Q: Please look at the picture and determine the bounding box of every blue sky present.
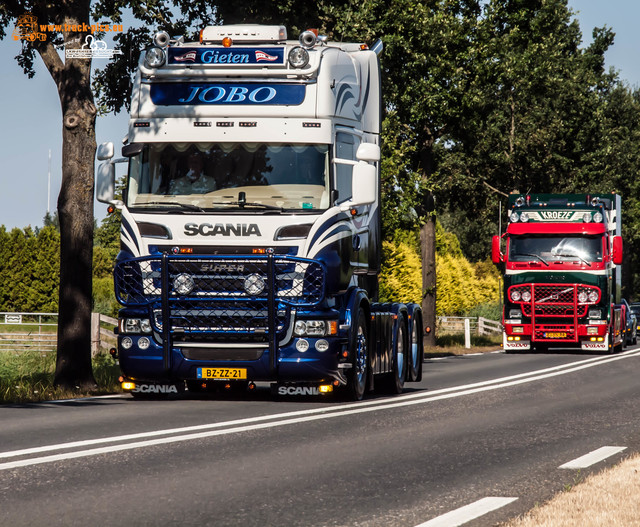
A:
[0,1,637,230]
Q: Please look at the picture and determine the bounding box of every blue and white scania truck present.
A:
[96,25,423,400]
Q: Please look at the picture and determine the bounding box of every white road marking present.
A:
[559,446,627,469]
[415,497,518,527]
[2,349,639,470]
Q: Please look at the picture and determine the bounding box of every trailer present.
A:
[96,25,424,399]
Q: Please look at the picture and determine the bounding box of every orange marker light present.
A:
[222,36,233,47]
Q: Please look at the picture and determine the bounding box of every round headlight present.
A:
[121,337,133,350]
[578,291,588,303]
[315,339,329,352]
[144,46,166,68]
[519,212,529,222]
[583,213,592,223]
[593,212,603,223]
[510,290,522,302]
[509,212,520,223]
[140,319,153,334]
[138,337,150,350]
[244,273,266,295]
[588,290,599,302]
[294,320,307,336]
[288,46,309,68]
[521,291,532,302]
[173,273,195,295]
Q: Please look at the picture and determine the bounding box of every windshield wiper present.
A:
[553,252,592,267]
[514,253,550,267]
[209,201,284,211]
[139,201,205,212]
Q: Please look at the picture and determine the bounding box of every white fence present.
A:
[0,312,117,355]
[438,316,502,335]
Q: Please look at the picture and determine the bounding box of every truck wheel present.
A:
[346,308,369,401]
[381,312,408,394]
[407,310,423,382]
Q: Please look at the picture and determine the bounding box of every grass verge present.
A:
[425,332,502,357]
[0,350,121,404]
[501,453,640,526]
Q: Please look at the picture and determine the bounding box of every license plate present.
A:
[544,332,567,339]
[197,368,247,380]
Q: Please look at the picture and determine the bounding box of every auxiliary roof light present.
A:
[144,46,166,68]
[288,46,309,68]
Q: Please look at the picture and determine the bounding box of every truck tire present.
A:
[407,309,423,382]
[381,312,408,394]
[345,307,369,401]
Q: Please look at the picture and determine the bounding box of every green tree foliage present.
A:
[380,225,500,315]
[436,254,499,316]
[0,226,60,312]
[92,199,122,316]
[379,238,422,304]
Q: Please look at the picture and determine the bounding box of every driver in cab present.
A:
[169,153,217,194]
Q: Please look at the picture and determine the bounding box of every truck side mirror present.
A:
[492,235,503,264]
[612,235,623,265]
[356,143,380,163]
[96,161,116,204]
[97,141,114,161]
[349,161,376,206]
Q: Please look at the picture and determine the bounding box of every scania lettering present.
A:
[278,386,322,396]
[493,193,624,353]
[131,384,179,394]
[184,223,261,236]
[96,25,424,400]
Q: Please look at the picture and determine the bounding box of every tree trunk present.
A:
[54,96,97,389]
[32,12,98,389]
[420,214,436,347]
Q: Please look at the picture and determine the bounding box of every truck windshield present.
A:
[126,143,330,211]
[509,235,603,264]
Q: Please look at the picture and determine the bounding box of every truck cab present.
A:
[96,25,423,399]
[493,194,623,353]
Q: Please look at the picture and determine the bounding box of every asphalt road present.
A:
[2,347,640,526]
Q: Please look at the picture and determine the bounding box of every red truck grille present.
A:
[509,283,600,342]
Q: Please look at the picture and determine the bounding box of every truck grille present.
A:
[115,255,324,341]
[508,283,601,343]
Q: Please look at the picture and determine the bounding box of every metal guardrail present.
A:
[438,316,502,335]
[0,312,118,355]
